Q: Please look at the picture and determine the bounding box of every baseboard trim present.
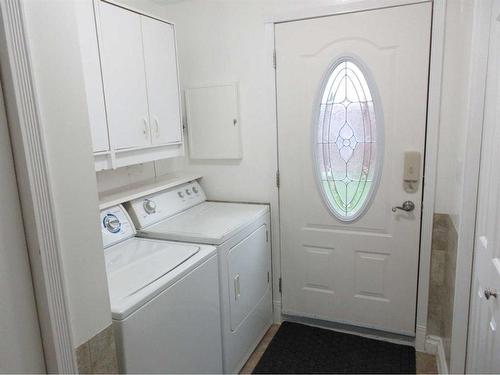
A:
[425,335,448,374]
[273,300,282,323]
[415,324,427,351]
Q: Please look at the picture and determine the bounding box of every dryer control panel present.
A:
[126,181,206,229]
[100,205,136,248]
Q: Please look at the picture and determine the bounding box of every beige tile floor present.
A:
[240,324,438,374]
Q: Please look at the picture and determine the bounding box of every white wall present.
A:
[22,0,112,347]
[0,82,45,372]
[434,0,474,229]
[146,0,345,203]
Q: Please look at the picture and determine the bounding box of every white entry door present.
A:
[467,2,500,372]
[276,3,431,335]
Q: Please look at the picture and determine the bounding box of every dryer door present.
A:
[228,225,270,331]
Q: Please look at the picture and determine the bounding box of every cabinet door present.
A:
[98,2,150,149]
[75,0,109,153]
[141,16,182,145]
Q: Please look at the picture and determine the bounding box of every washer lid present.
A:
[140,202,269,245]
[105,237,203,319]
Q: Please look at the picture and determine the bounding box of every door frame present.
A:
[265,0,446,352]
[457,1,495,373]
[0,0,77,372]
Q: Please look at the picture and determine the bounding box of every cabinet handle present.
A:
[142,118,149,139]
[234,274,240,300]
[154,116,160,138]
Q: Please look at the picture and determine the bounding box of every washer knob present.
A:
[103,214,121,233]
[185,189,192,195]
[178,191,184,198]
[143,199,156,214]
[192,186,199,194]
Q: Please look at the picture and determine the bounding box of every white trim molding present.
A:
[451,1,492,372]
[0,0,77,372]
[426,335,449,374]
[415,0,447,352]
[415,324,427,352]
[264,0,431,24]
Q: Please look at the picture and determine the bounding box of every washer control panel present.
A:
[100,205,135,248]
[126,180,206,229]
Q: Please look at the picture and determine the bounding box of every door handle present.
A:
[154,116,160,138]
[234,274,240,300]
[142,117,149,139]
[392,200,415,212]
[485,288,498,300]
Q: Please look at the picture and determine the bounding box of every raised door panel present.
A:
[141,16,182,145]
[98,1,150,150]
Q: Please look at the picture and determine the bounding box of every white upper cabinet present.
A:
[98,2,151,150]
[141,16,182,145]
[78,1,184,170]
[75,0,109,153]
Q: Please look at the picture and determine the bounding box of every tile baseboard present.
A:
[76,325,118,374]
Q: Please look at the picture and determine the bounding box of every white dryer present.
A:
[126,180,273,373]
[100,204,223,373]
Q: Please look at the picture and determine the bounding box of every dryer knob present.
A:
[143,199,156,214]
[192,186,199,194]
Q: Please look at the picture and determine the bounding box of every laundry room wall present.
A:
[434,0,474,231]
[430,0,475,371]
[21,0,113,351]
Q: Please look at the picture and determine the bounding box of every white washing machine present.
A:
[100,204,223,373]
[126,180,273,373]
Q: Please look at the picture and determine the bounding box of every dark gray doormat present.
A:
[252,321,416,374]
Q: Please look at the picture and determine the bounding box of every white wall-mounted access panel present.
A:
[185,83,242,160]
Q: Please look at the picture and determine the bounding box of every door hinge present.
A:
[267,271,270,284]
[273,49,276,69]
[266,229,269,243]
[278,277,282,293]
[276,170,280,188]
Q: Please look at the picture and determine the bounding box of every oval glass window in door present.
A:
[314,58,383,222]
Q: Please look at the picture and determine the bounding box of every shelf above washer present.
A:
[99,171,203,209]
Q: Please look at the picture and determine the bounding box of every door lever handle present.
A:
[392,200,415,212]
[234,274,240,300]
[485,288,498,300]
